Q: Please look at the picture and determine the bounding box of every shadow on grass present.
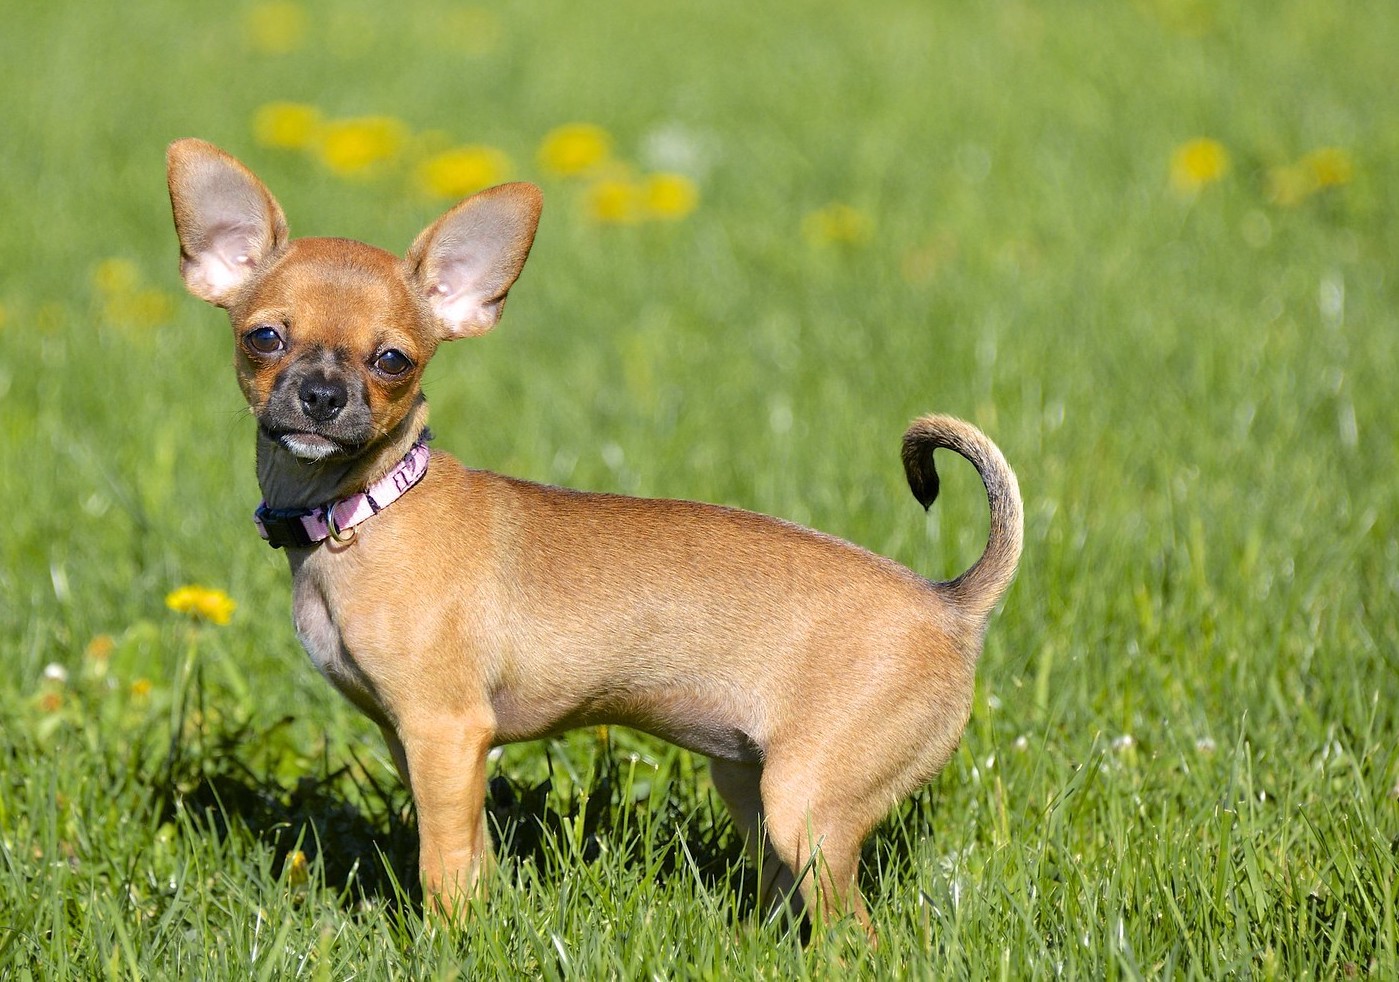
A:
[152,715,749,917]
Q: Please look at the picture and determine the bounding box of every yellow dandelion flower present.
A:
[802,203,873,246]
[131,678,153,699]
[539,123,612,178]
[85,634,115,661]
[1301,147,1353,189]
[85,634,113,679]
[416,146,512,199]
[108,289,175,329]
[94,259,174,329]
[253,102,323,150]
[247,1,308,55]
[285,849,310,889]
[642,173,698,221]
[1169,137,1230,194]
[1266,148,1353,207]
[584,177,643,224]
[165,585,237,626]
[315,116,408,177]
[92,258,140,296]
[136,290,174,326]
[39,691,63,714]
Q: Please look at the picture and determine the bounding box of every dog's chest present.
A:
[288,559,385,722]
[292,574,341,678]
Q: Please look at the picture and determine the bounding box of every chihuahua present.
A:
[166,138,1022,931]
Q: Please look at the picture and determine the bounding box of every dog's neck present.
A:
[256,400,430,511]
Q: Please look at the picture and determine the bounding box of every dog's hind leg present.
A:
[757,757,875,937]
[709,758,799,920]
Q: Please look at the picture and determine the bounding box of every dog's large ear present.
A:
[166,139,289,307]
[406,183,542,340]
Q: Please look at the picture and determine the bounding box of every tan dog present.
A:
[166,138,1022,932]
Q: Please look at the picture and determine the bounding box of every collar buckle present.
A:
[255,505,317,550]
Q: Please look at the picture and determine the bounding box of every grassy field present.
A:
[2,0,1397,976]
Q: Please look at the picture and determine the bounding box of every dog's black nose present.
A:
[298,373,348,422]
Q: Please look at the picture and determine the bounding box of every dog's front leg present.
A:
[395,710,496,921]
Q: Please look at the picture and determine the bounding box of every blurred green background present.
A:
[1,0,1396,974]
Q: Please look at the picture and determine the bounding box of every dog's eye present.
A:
[374,349,413,376]
[245,326,285,354]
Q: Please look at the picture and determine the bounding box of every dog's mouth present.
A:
[260,424,361,462]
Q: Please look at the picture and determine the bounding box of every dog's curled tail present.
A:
[902,415,1023,624]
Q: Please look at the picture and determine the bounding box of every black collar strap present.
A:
[254,438,431,549]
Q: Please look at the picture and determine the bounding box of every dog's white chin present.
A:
[280,433,342,461]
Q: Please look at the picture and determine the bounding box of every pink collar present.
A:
[254,441,431,549]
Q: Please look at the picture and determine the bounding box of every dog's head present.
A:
[166,138,541,462]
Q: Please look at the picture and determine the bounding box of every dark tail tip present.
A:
[900,413,1024,624]
[902,430,941,510]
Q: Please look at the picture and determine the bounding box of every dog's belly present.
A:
[491,684,765,763]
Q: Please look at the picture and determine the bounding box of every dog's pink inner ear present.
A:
[168,142,287,307]
[182,218,274,304]
[409,183,542,340]
[423,248,510,338]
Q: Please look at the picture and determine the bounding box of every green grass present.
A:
[2,0,1397,976]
